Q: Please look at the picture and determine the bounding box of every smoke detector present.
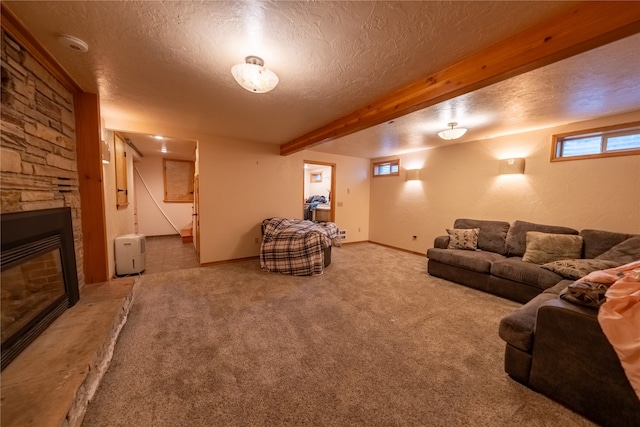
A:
[57,34,89,53]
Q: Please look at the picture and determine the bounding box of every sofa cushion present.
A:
[498,292,558,352]
[505,220,579,257]
[522,231,583,264]
[595,236,640,264]
[541,258,621,280]
[491,258,563,289]
[433,235,449,249]
[446,228,479,250]
[453,218,510,255]
[426,248,505,273]
[580,229,631,259]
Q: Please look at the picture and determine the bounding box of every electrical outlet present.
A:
[254,237,259,244]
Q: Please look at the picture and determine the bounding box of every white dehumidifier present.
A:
[115,234,146,275]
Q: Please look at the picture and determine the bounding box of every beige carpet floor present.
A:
[82,243,594,427]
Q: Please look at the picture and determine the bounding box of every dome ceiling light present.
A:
[437,122,468,140]
[231,56,279,94]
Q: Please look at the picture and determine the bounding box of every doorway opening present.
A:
[303,161,336,223]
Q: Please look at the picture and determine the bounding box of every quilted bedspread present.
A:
[260,217,340,276]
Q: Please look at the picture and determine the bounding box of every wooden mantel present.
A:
[280,1,640,156]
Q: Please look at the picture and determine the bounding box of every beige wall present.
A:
[369,111,640,254]
[301,151,371,245]
[102,129,136,278]
[108,111,637,265]
[304,164,332,200]
[134,156,193,237]
[197,137,371,263]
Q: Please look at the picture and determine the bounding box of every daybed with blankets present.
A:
[260,217,340,276]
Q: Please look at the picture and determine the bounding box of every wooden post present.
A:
[74,92,109,284]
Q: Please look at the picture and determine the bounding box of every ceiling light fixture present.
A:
[56,34,89,52]
[231,56,279,93]
[437,122,468,140]
[153,135,165,140]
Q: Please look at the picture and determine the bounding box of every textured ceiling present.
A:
[117,131,196,161]
[311,34,640,158]
[4,1,639,159]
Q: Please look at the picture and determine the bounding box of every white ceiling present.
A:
[5,1,640,159]
[116,131,196,161]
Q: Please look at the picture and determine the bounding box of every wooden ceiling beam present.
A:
[280,1,640,156]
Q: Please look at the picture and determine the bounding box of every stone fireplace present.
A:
[1,207,79,369]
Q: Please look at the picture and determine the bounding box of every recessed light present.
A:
[153,135,165,140]
[161,146,167,153]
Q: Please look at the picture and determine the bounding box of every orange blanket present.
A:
[593,260,640,401]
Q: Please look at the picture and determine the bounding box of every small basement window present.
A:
[310,171,323,183]
[552,122,640,161]
[373,159,400,177]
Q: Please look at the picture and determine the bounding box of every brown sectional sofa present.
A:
[427,218,640,426]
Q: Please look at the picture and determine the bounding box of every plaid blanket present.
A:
[260,218,340,276]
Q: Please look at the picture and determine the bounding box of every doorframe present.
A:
[303,160,336,222]
[193,175,200,262]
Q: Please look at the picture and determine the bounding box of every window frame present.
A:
[372,159,400,178]
[163,158,195,203]
[551,121,640,162]
[309,171,323,183]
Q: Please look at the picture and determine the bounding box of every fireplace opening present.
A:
[1,207,80,369]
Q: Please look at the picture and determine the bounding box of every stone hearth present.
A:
[0,278,135,427]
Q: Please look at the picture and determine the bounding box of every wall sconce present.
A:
[406,169,420,181]
[101,139,111,164]
[499,158,525,174]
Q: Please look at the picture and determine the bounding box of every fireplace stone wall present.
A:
[1,30,84,288]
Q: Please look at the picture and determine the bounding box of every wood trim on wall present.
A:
[280,1,640,155]
[74,92,109,284]
[1,3,83,93]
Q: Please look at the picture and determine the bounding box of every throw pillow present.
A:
[446,228,479,250]
[559,280,610,308]
[453,219,510,255]
[542,258,621,280]
[595,236,640,264]
[522,231,583,264]
[505,220,579,257]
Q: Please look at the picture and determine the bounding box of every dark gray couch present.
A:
[426,219,632,303]
[427,218,640,425]
[499,281,640,427]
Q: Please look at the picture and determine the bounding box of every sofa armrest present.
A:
[434,235,449,249]
[530,298,640,426]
